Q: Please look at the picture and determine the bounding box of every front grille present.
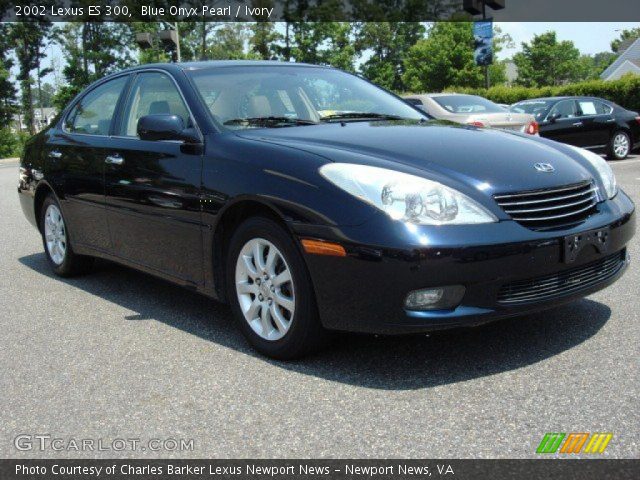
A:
[494,181,598,230]
[497,250,626,305]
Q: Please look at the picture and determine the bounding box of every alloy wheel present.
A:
[235,238,295,341]
[613,133,629,158]
[44,204,67,265]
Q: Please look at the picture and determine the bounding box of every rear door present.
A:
[574,99,614,147]
[104,71,204,285]
[540,100,583,145]
[45,75,130,252]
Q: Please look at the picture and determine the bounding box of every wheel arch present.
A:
[211,198,297,302]
[33,181,61,233]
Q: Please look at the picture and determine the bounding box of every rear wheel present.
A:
[226,216,326,359]
[607,131,630,160]
[40,194,93,277]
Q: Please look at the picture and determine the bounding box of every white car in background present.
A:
[404,93,538,135]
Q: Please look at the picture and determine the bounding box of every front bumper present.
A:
[292,190,636,334]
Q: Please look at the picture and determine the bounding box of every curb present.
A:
[0,158,19,165]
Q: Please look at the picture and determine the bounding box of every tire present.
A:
[40,194,94,277]
[606,130,631,160]
[226,216,327,359]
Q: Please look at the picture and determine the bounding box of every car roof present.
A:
[119,60,326,74]
[515,96,607,102]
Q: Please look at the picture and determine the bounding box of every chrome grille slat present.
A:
[504,195,595,214]
[497,251,625,304]
[494,181,597,230]
[494,182,594,199]
[495,187,598,206]
[503,256,621,292]
[501,262,621,300]
[513,203,597,222]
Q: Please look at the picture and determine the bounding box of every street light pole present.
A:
[482,1,490,89]
[165,22,181,62]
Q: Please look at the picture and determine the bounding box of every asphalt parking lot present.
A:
[1,156,638,459]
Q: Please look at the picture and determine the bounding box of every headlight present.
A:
[567,145,617,199]
[319,163,497,225]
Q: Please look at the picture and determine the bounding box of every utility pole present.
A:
[463,1,505,89]
[482,2,490,89]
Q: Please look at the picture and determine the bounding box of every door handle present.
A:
[105,154,124,165]
[606,119,616,123]
[572,122,583,127]
[48,150,62,159]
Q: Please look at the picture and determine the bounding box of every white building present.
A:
[600,37,640,81]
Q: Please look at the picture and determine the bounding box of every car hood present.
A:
[234,121,594,197]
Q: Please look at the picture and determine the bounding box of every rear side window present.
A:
[595,101,613,115]
[118,72,190,137]
[64,76,128,135]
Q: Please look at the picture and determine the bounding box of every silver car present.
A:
[404,93,538,135]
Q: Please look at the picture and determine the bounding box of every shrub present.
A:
[0,128,28,159]
[434,75,640,111]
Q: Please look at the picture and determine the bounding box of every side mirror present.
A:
[548,112,561,123]
[137,114,199,143]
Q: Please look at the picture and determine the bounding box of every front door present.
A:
[104,71,204,285]
[541,100,584,146]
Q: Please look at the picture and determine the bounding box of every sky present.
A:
[496,22,640,60]
[11,22,640,86]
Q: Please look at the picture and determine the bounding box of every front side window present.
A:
[64,76,128,135]
[431,95,504,114]
[118,72,190,137]
[510,100,552,120]
[187,66,424,129]
[548,100,578,119]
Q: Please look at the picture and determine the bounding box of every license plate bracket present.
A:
[563,227,610,263]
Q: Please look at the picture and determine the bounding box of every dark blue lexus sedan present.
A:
[18,61,635,358]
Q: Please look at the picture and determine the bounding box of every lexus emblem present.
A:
[534,163,555,173]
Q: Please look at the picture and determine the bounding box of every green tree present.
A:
[34,83,56,109]
[248,0,281,60]
[12,22,52,135]
[513,31,583,87]
[0,24,17,129]
[250,21,281,60]
[611,28,640,53]
[206,24,258,60]
[402,22,507,93]
[53,22,132,110]
[357,22,425,91]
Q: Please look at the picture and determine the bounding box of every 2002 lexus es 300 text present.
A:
[18,61,635,358]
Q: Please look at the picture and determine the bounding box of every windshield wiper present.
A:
[223,116,318,127]
[319,112,405,122]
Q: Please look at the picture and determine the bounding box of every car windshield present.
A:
[187,65,425,129]
[510,100,553,119]
[431,95,504,114]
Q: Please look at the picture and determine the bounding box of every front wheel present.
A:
[40,194,93,277]
[607,131,631,160]
[226,217,327,359]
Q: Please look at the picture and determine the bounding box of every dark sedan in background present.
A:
[511,96,640,160]
[18,61,635,358]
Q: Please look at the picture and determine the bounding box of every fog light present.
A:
[405,289,443,308]
[404,285,465,311]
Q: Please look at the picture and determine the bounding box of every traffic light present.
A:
[485,0,505,9]
[463,0,505,15]
[463,0,482,15]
